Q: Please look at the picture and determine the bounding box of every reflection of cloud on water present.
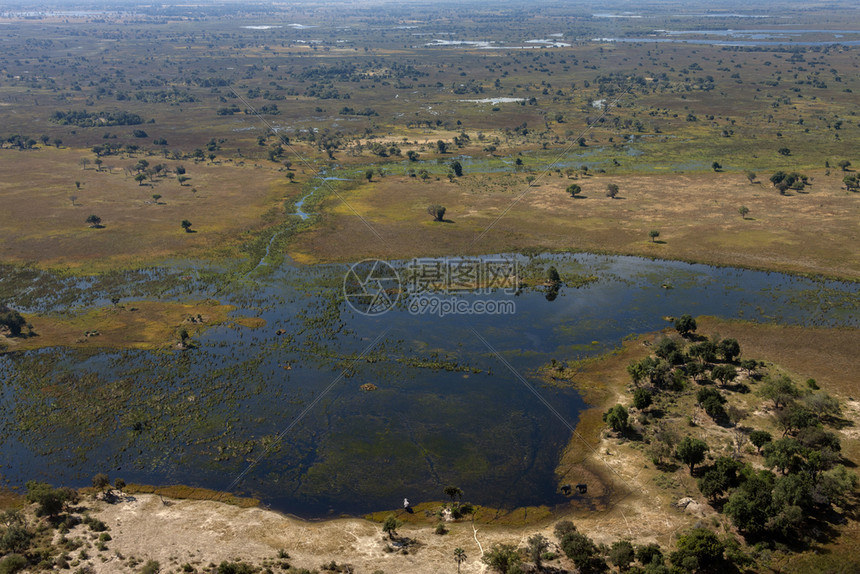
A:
[425,38,571,49]
[458,97,527,105]
[592,12,643,19]
[240,24,317,30]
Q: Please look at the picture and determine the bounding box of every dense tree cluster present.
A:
[50,109,145,127]
[843,173,860,191]
[606,316,857,556]
[769,170,809,194]
[2,134,42,149]
[0,304,27,337]
[547,519,685,573]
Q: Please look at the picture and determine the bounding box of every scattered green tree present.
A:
[482,543,521,574]
[635,544,664,568]
[527,534,550,570]
[689,340,717,363]
[553,520,577,540]
[655,337,684,365]
[739,359,758,376]
[717,338,740,362]
[25,481,76,519]
[674,314,697,338]
[676,436,709,475]
[775,403,818,437]
[712,364,737,386]
[92,473,110,493]
[649,230,660,242]
[560,530,605,573]
[627,359,648,385]
[724,471,774,534]
[749,430,772,454]
[802,392,841,421]
[86,214,102,228]
[698,456,743,502]
[0,524,31,555]
[0,553,28,574]
[633,388,652,410]
[443,485,463,506]
[382,515,401,540]
[609,540,635,572]
[603,404,629,433]
[815,465,859,507]
[427,205,446,222]
[698,387,727,421]
[669,528,725,572]
[759,374,800,409]
[738,205,749,219]
[181,220,193,233]
[762,437,804,474]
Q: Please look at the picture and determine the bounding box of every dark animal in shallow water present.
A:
[576,483,587,494]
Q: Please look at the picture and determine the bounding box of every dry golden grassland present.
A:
[289,169,860,279]
[0,147,298,270]
[0,300,264,352]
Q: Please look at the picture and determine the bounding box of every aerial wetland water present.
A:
[0,253,857,517]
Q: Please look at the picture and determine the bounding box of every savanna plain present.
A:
[0,1,859,573]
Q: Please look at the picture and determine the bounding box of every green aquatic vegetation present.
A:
[400,356,479,373]
[0,249,857,517]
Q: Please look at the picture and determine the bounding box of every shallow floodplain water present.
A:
[0,254,857,517]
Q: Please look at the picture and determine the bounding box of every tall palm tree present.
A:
[454,547,466,573]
